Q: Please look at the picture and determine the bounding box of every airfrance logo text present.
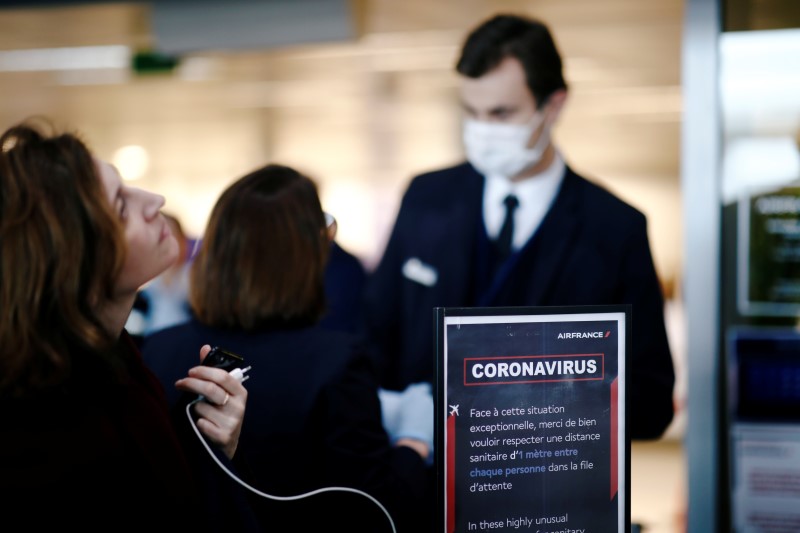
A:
[464,354,604,386]
[557,330,611,339]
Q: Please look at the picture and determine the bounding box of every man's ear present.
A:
[545,89,568,122]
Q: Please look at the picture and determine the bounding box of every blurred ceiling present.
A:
[0,0,683,169]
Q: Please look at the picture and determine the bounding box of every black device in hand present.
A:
[202,346,245,371]
[177,346,248,409]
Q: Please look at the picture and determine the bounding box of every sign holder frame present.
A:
[434,304,631,533]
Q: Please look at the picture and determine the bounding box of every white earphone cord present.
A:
[186,399,397,533]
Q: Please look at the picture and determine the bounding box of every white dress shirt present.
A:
[482,152,566,251]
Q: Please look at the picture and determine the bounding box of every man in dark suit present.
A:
[362,13,675,440]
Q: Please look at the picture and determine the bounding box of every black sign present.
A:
[435,305,630,533]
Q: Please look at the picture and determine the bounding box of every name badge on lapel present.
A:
[402,257,438,287]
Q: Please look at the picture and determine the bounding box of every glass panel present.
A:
[720,28,800,318]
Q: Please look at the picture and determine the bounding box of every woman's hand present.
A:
[175,344,247,459]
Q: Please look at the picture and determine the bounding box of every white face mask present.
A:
[462,110,550,179]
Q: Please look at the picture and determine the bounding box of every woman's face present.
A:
[96,159,179,296]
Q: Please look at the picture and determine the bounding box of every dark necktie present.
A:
[496,194,519,258]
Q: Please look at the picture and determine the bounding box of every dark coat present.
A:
[0,331,260,531]
[142,320,431,533]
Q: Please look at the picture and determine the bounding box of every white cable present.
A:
[186,391,397,533]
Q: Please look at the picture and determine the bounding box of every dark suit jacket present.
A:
[141,320,431,532]
[362,162,675,440]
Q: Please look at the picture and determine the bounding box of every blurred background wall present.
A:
[0,0,684,281]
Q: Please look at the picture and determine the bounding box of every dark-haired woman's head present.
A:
[190,164,329,330]
[0,121,179,395]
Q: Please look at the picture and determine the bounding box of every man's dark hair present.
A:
[456,14,568,108]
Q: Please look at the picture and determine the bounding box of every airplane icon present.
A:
[449,405,459,416]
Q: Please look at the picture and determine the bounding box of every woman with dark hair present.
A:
[142,164,432,532]
[0,120,257,530]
